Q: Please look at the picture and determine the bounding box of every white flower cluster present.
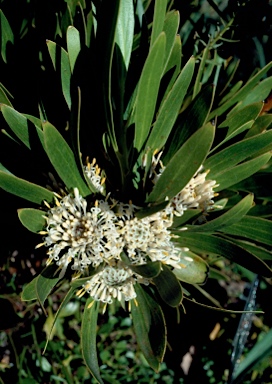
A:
[150,151,218,217]
[84,158,105,194]
[39,158,217,305]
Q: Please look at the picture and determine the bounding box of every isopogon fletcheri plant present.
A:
[37,161,217,305]
[1,1,272,382]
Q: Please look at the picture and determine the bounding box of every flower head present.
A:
[82,262,137,304]
[39,155,218,304]
[43,188,122,277]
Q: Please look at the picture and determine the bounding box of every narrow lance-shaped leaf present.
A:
[220,216,272,247]
[147,123,215,203]
[206,130,272,178]
[131,284,166,371]
[153,264,183,307]
[162,10,180,72]
[115,0,134,70]
[231,239,272,262]
[67,26,81,72]
[230,76,272,115]
[210,102,263,152]
[81,298,103,384]
[186,194,254,233]
[1,105,44,149]
[134,32,166,152]
[0,163,12,174]
[175,232,272,277]
[43,122,92,196]
[18,208,47,233]
[0,10,14,63]
[35,264,62,314]
[0,83,13,106]
[145,56,195,152]
[245,114,272,139]
[214,153,271,192]
[47,40,72,109]
[164,84,214,162]
[43,287,77,353]
[150,0,167,48]
[219,80,243,106]
[161,34,182,96]
[193,45,210,99]
[95,0,120,151]
[209,61,272,119]
[0,171,54,204]
[218,102,263,134]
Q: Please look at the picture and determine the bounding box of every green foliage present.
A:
[131,285,166,371]
[1,1,272,382]
[147,123,215,203]
[43,123,92,196]
[18,208,47,233]
[81,299,103,384]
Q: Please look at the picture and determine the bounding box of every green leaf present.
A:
[145,56,195,152]
[0,163,12,174]
[214,153,271,192]
[95,0,120,150]
[81,298,103,384]
[21,277,38,301]
[150,0,167,48]
[153,264,183,307]
[43,122,91,196]
[47,40,72,109]
[176,232,272,277]
[220,216,272,247]
[18,208,47,233]
[186,194,254,233]
[161,34,181,96]
[67,26,81,72]
[210,102,263,152]
[131,284,166,371]
[147,123,215,203]
[0,84,13,106]
[193,46,210,98]
[206,130,272,178]
[0,171,54,204]
[85,10,94,47]
[172,209,203,228]
[219,80,243,106]
[209,62,272,119]
[35,264,62,313]
[115,0,134,70]
[173,250,209,284]
[43,287,77,353]
[230,76,272,115]
[134,32,166,152]
[230,173,272,198]
[0,105,44,149]
[23,114,42,129]
[128,261,161,279]
[231,240,272,262]
[162,11,180,72]
[164,85,214,162]
[245,114,272,139]
[232,328,272,383]
[0,10,14,63]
